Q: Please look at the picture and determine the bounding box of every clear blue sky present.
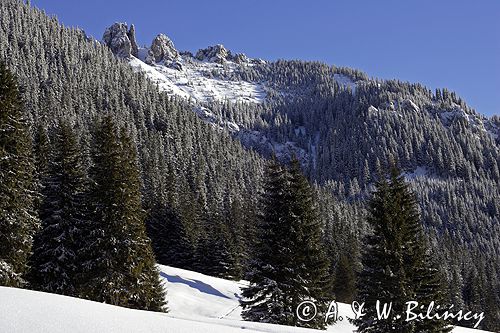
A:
[31,0,499,116]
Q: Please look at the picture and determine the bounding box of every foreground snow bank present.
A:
[0,265,491,332]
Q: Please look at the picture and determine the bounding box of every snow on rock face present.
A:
[196,44,230,64]
[103,25,265,105]
[432,106,484,129]
[129,55,266,104]
[232,53,250,64]
[237,130,309,165]
[404,166,430,179]
[149,34,179,64]
[195,44,252,65]
[402,99,420,112]
[102,23,137,58]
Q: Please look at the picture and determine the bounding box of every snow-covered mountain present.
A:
[128,55,267,104]
[0,266,491,333]
[102,22,499,163]
[103,22,268,105]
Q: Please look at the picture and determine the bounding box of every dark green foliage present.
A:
[28,120,87,295]
[332,254,356,304]
[241,158,331,329]
[80,116,166,311]
[33,124,50,181]
[354,165,452,333]
[0,62,38,287]
[147,202,197,271]
[195,215,240,279]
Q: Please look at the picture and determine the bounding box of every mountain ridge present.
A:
[101,22,499,149]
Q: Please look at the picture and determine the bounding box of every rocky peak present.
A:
[102,22,138,58]
[195,45,253,65]
[147,34,179,64]
[127,24,139,58]
[232,53,249,64]
[195,44,230,64]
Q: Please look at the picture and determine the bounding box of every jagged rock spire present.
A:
[102,22,138,58]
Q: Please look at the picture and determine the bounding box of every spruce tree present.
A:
[148,201,197,270]
[28,120,87,295]
[195,213,239,279]
[80,116,166,311]
[0,62,38,287]
[333,254,356,303]
[390,169,452,333]
[354,165,451,333]
[241,157,330,329]
[241,158,292,324]
[287,158,332,327]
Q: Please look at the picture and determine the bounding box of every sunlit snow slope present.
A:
[0,265,491,333]
[129,55,266,104]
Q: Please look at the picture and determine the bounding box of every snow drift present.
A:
[0,265,491,332]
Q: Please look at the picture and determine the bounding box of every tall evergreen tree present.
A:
[333,254,356,303]
[33,124,50,188]
[80,116,166,311]
[148,200,197,271]
[287,158,332,326]
[0,62,38,287]
[28,120,87,295]
[241,157,330,329]
[390,170,452,333]
[195,213,239,279]
[354,165,451,333]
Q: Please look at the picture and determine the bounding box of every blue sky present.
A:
[31,0,499,116]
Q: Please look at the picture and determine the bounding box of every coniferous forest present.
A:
[0,1,499,331]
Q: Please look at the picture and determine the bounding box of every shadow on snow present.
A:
[160,272,231,299]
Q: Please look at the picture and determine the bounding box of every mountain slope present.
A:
[102,23,500,325]
[0,2,498,329]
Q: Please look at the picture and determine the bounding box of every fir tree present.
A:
[33,123,50,185]
[287,158,332,327]
[354,165,451,333]
[241,158,292,324]
[241,157,330,329]
[390,169,452,333]
[148,201,197,270]
[195,213,239,279]
[28,120,87,295]
[80,116,166,311]
[333,254,356,303]
[0,62,38,287]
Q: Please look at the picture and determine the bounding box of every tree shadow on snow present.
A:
[160,272,231,299]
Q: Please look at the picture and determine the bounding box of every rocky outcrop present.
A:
[195,44,253,64]
[127,24,139,57]
[402,99,420,112]
[232,53,249,64]
[195,44,230,64]
[103,23,255,66]
[149,34,179,63]
[102,22,138,58]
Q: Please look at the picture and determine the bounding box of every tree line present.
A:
[0,62,165,311]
